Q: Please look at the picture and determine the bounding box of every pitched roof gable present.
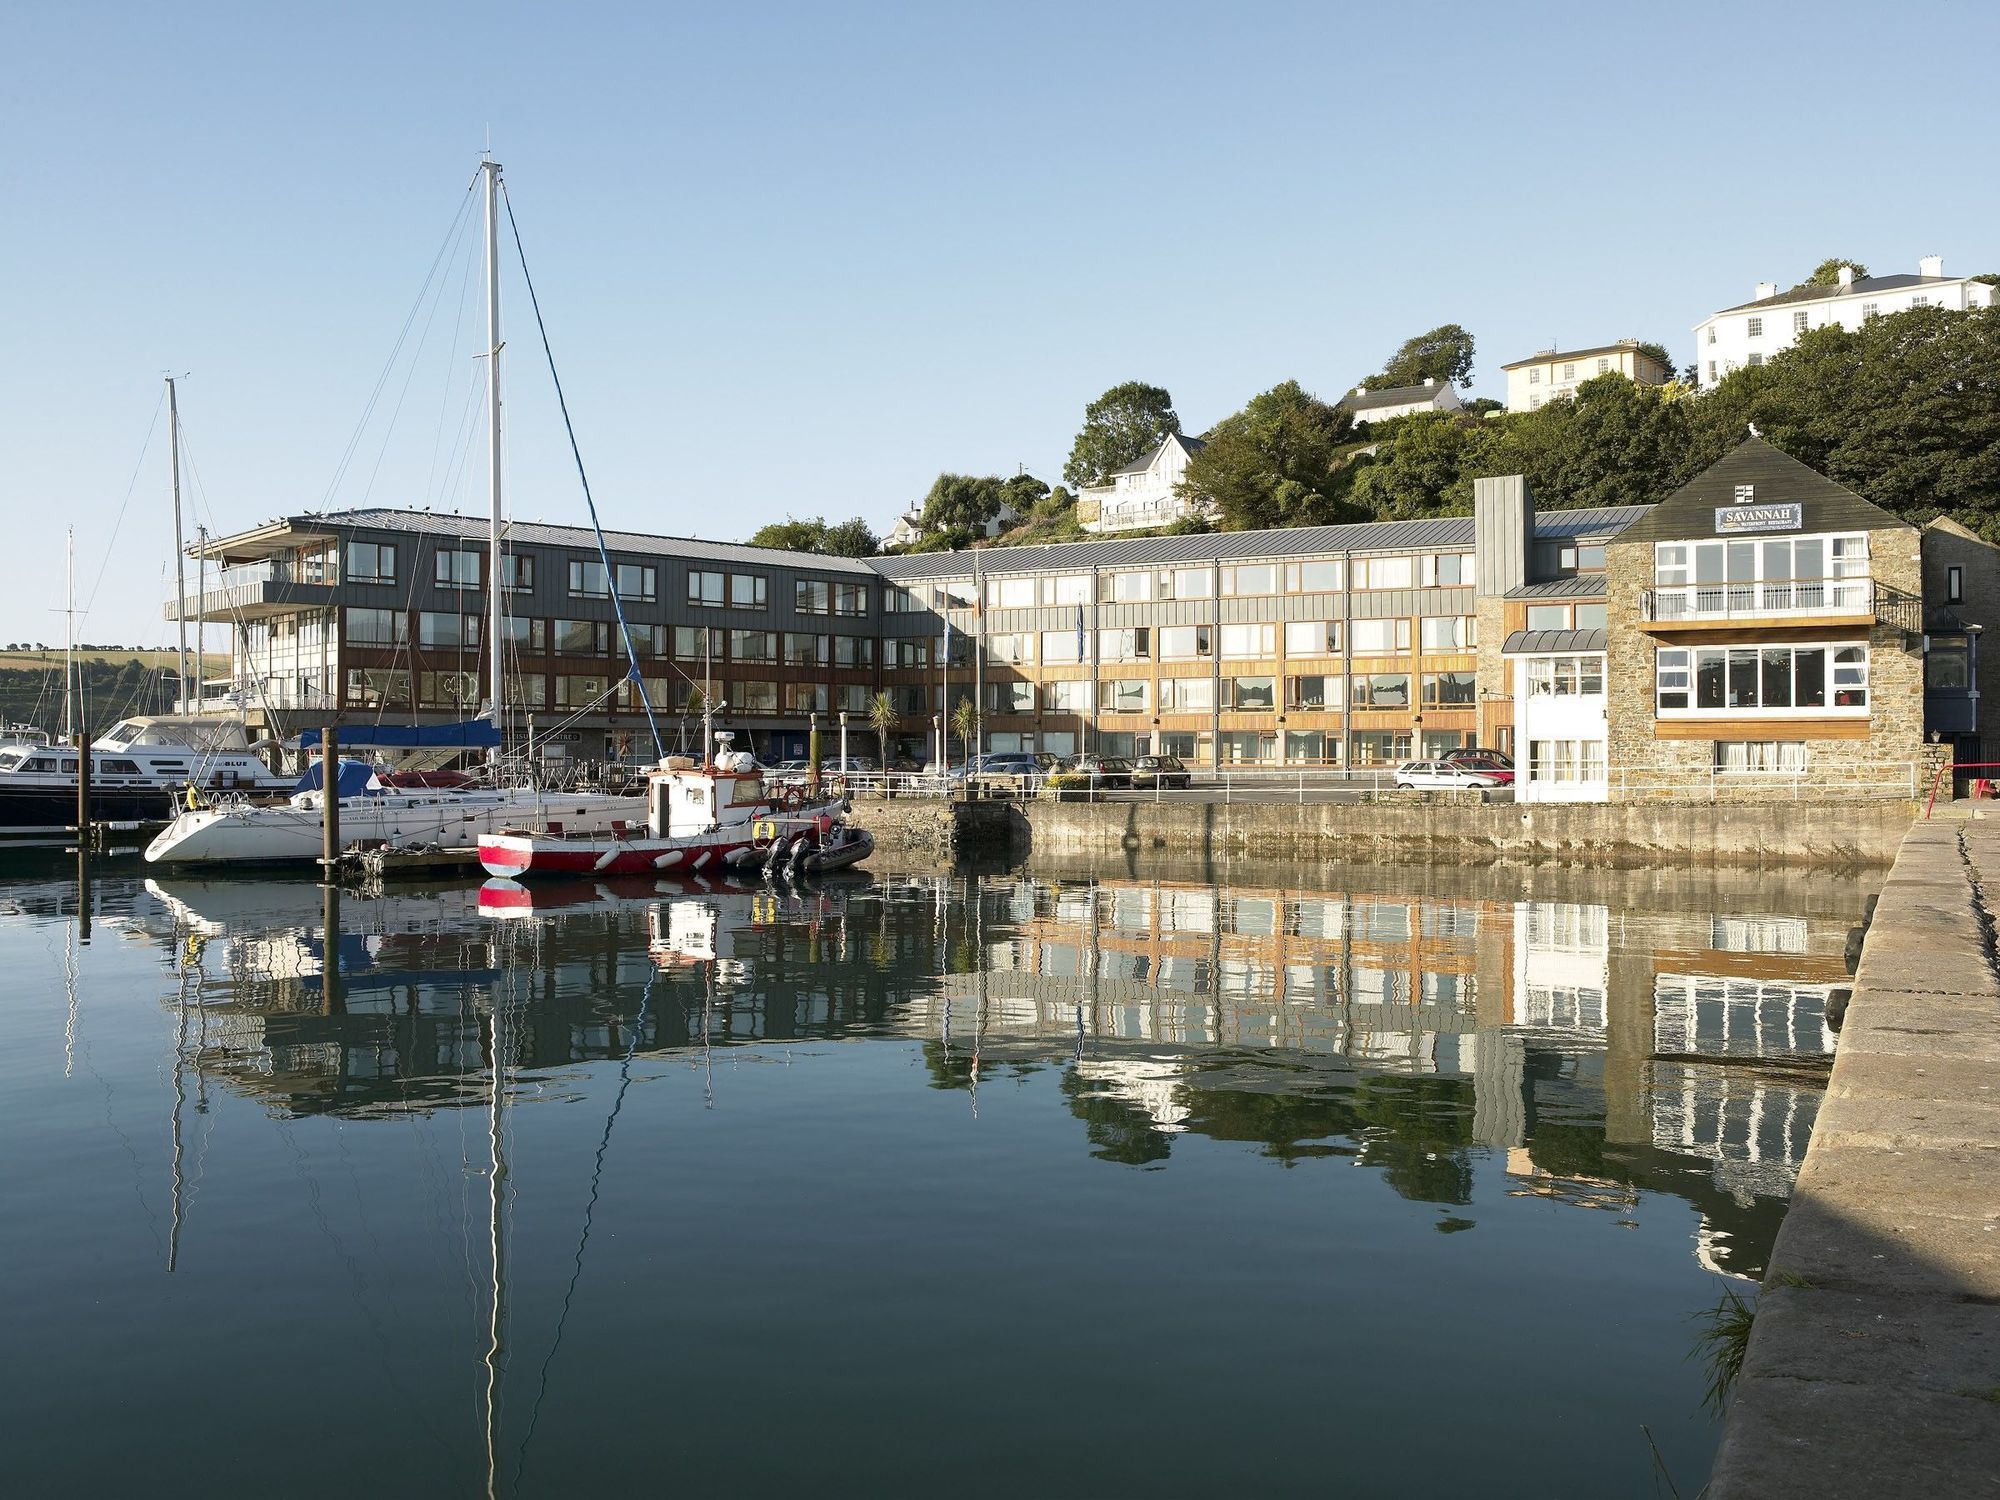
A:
[1106,432,1207,478]
[1340,382,1454,413]
[1608,436,1908,548]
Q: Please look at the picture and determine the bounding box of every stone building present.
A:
[1601,437,1932,797]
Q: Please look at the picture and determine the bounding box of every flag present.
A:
[942,611,951,663]
[1075,604,1085,664]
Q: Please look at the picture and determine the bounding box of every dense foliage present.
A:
[1178,380,1360,530]
[0,657,180,732]
[745,516,879,557]
[1061,381,1180,490]
[1361,323,1476,390]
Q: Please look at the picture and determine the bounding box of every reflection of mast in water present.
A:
[483,969,514,1500]
[166,941,196,1273]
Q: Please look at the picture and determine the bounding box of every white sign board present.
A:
[1715,502,1802,535]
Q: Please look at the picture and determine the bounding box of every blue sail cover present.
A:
[298,721,500,750]
[293,759,386,798]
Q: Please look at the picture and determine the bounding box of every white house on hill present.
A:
[883,497,1020,550]
[1077,433,1210,534]
[1693,255,1993,388]
[1339,378,1462,425]
[1501,341,1673,414]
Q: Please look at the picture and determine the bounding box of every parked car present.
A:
[1438,747,1515,785]
[1130,754,1193,790]
[1048,755,1136,796]
[766,757,874,790]
[955,752,1062,793]
[1393,759,1509,790]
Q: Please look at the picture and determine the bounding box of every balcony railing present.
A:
[1642,577,1873,623]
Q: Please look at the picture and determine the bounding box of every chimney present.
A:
[1423,376,1436,387]
[1355,385,1368,396]
[1473,475,1533,599]
[1754,281,1778,300]
[1837,263,1856,289]
[1919,254,1944,279]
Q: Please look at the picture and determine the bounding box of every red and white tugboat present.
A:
[477,734,845,880]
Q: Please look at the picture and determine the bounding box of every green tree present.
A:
[1178,380,1359,530]
[1364,323,1476,389]
[918,473,1010,549]
[1344,412,1502,521]
[1795,257,1870,290]
[866,690,899,770]
[1001,472,1050,513]
[1634,340,1675,374]
[745,515,879,557]
[1062,381,1181,490]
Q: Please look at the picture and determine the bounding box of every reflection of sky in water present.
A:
[0,855,1865,1498]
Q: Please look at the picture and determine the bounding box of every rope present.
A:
[499,182,663,760]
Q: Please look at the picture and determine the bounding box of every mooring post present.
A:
[73,729,91,847]
[320,724,340,877]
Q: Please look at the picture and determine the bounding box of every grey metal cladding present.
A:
[1500,628,1610,654]
[1505,575,1609,600]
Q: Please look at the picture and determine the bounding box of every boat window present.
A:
[0,752,21,771]
[24,757,57,772]
[59,759,78,773]
[729,776,764,805]
[100,759,143,775]
[101,723,137,747]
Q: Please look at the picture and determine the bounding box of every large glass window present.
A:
[499,553,534,592]
[1524,604,1571,631]
[1348,731,1411,766]
[987,632,1034,664]
[1350,617,1410,654]
[1040,630,1086,665]
[891,638,929,669]
[1351,673,1411,709]
[1422,553,1476,587]
[417,611,480,648]
[1101,679,1150,714]
[1219,623,1274,657]
[1283,560,1343,593]
[1420,616,1474,651]
[346,667,409,706]
[729,629,777,663]
[501,616,546,652]
[783,632,827,667]
[434,548,483,589]
[1159,625,1211,660]
[1355,556,1414,590]
[1658,644,1866,712]
[1099,627,1151,661]
[1223,564,1278,596]
[345,607,405,646]
[730,573,767,609]
[1653,534,1870,616]
[555,674,610,708]
[1715,741,1809,774]
[795,580,830,614]
[783,683,829,713]
[989,680,1034,712]
[1223,676,1275,710]
[344,542,396,584]
[1285,620,1339,656]
[1103,570,1154,603]
[987,576,1035,610]
[674,625,714,659]
[831,635,874,668]
[1421,671,1477,707]
[569,559,610,598]
[554,618,609,655]
[1524,655,1605,696]
[1044,680,1092,713]
[1168,567,1213,600]
[1286,675,1343,710]
[1162,677,1213,712]
[1041,574,1091,606]
[735,680,778,712]
[833,581,869,616]
[614,563,657,602]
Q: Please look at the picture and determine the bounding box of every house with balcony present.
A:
[1601,436,1935,796]
[1076,433,1209,534]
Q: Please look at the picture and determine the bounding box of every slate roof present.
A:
[1340,382,1455,413]
[1506,574,1609,600]
[1502,628,1609,654]
[1715,273,1959,315]
[1607,437,1907,548]
[1499,342,1662,370]
[870,504,1650,580]
[1105,432,1207,478]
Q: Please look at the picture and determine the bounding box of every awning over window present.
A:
[1501,628,1609,654]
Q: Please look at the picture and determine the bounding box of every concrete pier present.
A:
[1708,819,2000,1498]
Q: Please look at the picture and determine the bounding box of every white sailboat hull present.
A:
[144,789,645,866]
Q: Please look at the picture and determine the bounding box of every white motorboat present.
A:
[144,762,645,865]
[0,715,293,835]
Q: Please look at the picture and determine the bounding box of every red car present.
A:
[1439,748,1515,786]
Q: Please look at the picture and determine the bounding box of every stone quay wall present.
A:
[1706,818,2000,1499]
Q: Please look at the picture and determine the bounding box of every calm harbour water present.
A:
[0,850,1864,1498]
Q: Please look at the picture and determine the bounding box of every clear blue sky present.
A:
[6,0,1996,647]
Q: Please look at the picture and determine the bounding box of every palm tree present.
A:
[950,697,979,767]
[867,690,899,772]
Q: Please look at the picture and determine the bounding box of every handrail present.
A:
[1924,760,2000,818]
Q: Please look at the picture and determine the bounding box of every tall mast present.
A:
[482,159,506,764]
[63,528,75,740]
[168,377,188,714]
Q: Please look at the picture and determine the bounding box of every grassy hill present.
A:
[0,648,228,673]
[0,651,231,733]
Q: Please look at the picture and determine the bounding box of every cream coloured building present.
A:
[1501,341,1672,414]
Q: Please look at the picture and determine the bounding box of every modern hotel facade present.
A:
[172,439,1999,796]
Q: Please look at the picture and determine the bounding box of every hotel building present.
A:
[172,439,1995,792]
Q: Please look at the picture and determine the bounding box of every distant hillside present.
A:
[0,652,227,733]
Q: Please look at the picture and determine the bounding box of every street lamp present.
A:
[839,709,849,772]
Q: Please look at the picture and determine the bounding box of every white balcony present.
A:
[1642,577,1874,625]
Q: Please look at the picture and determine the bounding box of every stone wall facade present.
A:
[1604,522,1928,799]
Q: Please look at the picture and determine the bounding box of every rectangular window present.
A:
[568,559,610,598]
[1528,368,1542,385]
[795,579,830,615]
[1285,730,1332,764]
[987,632,1034,665]
[989,679,1034,713]
[555,674,610,708]
[891,638,929,669]
[501,616,547,652]
[1793,310,1809,334]
[1574,603,1608,629]
[1284,620,1339,656]
[345,607,405,646]
[1747,353,1763,368]
[1948,565,1965,603]
[1747,316,1764,338]
[1351,672,1411,709]
[1284,560,1343,593]
[687,570,725,607]
[1103,570,1154,603]
[551,619,605,655]
[434,548,483,589]
[1219,731,1275,764]
[1102,679,1149,714]
[1169,567,1214,600]
[986,576,1035,610]
[1715,741,1809,774]
[1098,627,1151,662]
[1348,731,1411,766]
[1040,629,1086,665]
[505,673,548,708]
[344,541,397,584]
[1528,740,1606,785]
[1223,564,1278,596]
[1562,362,1576,380]
[419,670,481,708]
[883,586,918,614]
[1355,556,1414,590]
[1419,616,1474,651]
[1597,357,1611,374]
[783,632,828,667]
[1661,644,1864,713]
[1286,674,1343,710]
[613,563,657,602]
[346,667,410,707]
[1524,604,1571,631]
[833,581,869,616]
[417,611,480,648]
[1162,677,1214,712]
[782,683,829,714]
[730,629,777,664]
[1224,676,1275,711]
[673,625,712,659]
[1421,553,1475,587]
[1421,671,1476,707]
[499,553,534,592]
[735,679,778,713]
[729,573,766,609]
[1219,623,1275,657]
[617,624,665,658]
[1044,680,1092,713]
[1707,326,1717,345]
[1861,302,1880,321]
[831,635,873,668]
[1159,625,1212,660]
[1350,617,1410,654]
[1707,361,1717,384]
[1041,574,1092,606]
